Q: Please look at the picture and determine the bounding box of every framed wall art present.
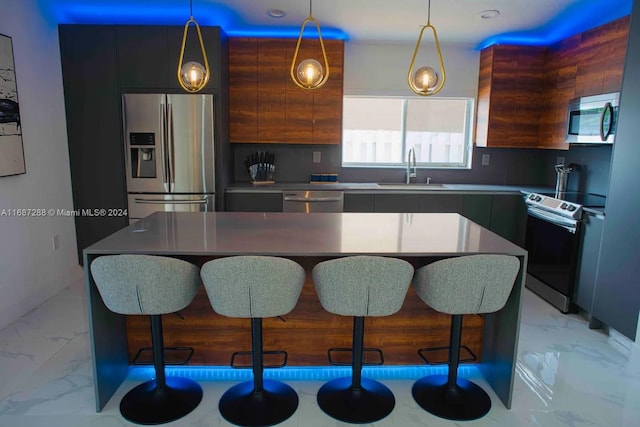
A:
[0,33,25,177]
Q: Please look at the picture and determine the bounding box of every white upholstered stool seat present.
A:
[200,255,305,427]
[411,254,520,421]
[90,254,202,425]
[312,255,414,424]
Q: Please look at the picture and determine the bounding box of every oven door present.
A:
[525,209,581,313]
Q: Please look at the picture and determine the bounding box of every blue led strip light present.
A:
[127,364,480,382]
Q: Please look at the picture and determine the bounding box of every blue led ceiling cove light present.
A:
[478,0,633,49]
[41,0,628,47]
[40,0,348,40]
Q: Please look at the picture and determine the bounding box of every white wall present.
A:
[343,40,480,98]
[0,0,82,329]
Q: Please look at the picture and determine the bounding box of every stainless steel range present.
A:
[523,192,605,313]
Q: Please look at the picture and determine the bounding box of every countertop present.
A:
[86,211,526,257]
[226,182,555,195]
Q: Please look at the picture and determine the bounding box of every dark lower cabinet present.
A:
[374,194,419,213]
[574,213,604,312]
[225,193,282,212]
[462,195,492,228]
[59,25,128,264]
[418,194,463,213]
[592,2,640,340]
[490,195,527,246]
[344,193,374,212]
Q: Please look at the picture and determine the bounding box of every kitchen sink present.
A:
[377,183,448,190]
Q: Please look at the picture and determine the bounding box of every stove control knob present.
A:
[535,196,542,202]
[529,194,536,200]
[560,203,568,210]
[567,205,576,212]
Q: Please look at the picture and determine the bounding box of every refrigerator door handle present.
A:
[160,100,170,192]
[167,101,175,192]
[133,198,209,205]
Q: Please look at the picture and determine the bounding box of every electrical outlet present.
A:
[52,234,59,251]
[313,151,321,163]
[481,154,490,166]
[556,156,565,165]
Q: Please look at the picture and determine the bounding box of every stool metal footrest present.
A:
[132,346,194,365]
[418,344,476,365]
[328,347,384,366]
[230,350,288,369]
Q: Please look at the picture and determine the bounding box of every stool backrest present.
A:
[200,256,305,318]
[413,254,520,315]
[312,256,414,317]
[90,254,201,315]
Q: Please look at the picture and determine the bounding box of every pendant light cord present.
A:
[309,0,313,17]
[190,0,193,18]
[427,0,431,25]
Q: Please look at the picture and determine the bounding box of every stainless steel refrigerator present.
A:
[122,93,215,221]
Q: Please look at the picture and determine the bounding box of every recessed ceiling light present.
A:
[479,9,500,20]
[267,8,286,18]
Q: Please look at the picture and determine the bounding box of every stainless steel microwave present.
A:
[566,92,619,144]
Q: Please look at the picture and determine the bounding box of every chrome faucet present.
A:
[406,147,417,184]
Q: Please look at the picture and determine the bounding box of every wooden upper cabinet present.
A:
[229,37,344,144]
[476,45,545,148]
[575,16,629,97]
[285,39,315,143]
[258,39,287,141]
[312,40,344,144]
[538,35,579,149]
[229,38,258,142]
[476,16,629,150]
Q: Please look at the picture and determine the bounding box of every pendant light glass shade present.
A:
[177,5,210,93]
[290,1,329,90]
[408,1,445,96]
[296,58,324,88]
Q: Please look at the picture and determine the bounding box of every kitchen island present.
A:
[83,211,527,411]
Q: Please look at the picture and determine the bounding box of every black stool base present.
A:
[120,377,203,425]
[412,375,491,421]
[219,379,298,427]
[317,377,395,424]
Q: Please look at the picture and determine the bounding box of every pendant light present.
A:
[407,0,446,96]
[177,0,210,92]
[290,0,330,90]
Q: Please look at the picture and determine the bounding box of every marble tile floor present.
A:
[0,278,639,427]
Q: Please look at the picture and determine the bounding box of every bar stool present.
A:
[89,254,202,425]
[312,255,414,424]
[411,254,520,421]
[200,256,305,427]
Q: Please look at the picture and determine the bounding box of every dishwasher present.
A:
[282,190,344,212]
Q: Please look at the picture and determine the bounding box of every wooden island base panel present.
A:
[84,212,527,412]
[125,268,484,366]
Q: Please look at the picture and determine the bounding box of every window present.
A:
[342,97,473,168]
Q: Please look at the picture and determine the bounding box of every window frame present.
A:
[341,96,475,170]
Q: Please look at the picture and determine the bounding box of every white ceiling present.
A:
[43,0,631,46]
[236,0,574,42]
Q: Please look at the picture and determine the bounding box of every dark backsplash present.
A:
[232,143,612,194]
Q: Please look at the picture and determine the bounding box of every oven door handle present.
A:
[528,208,578,233]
